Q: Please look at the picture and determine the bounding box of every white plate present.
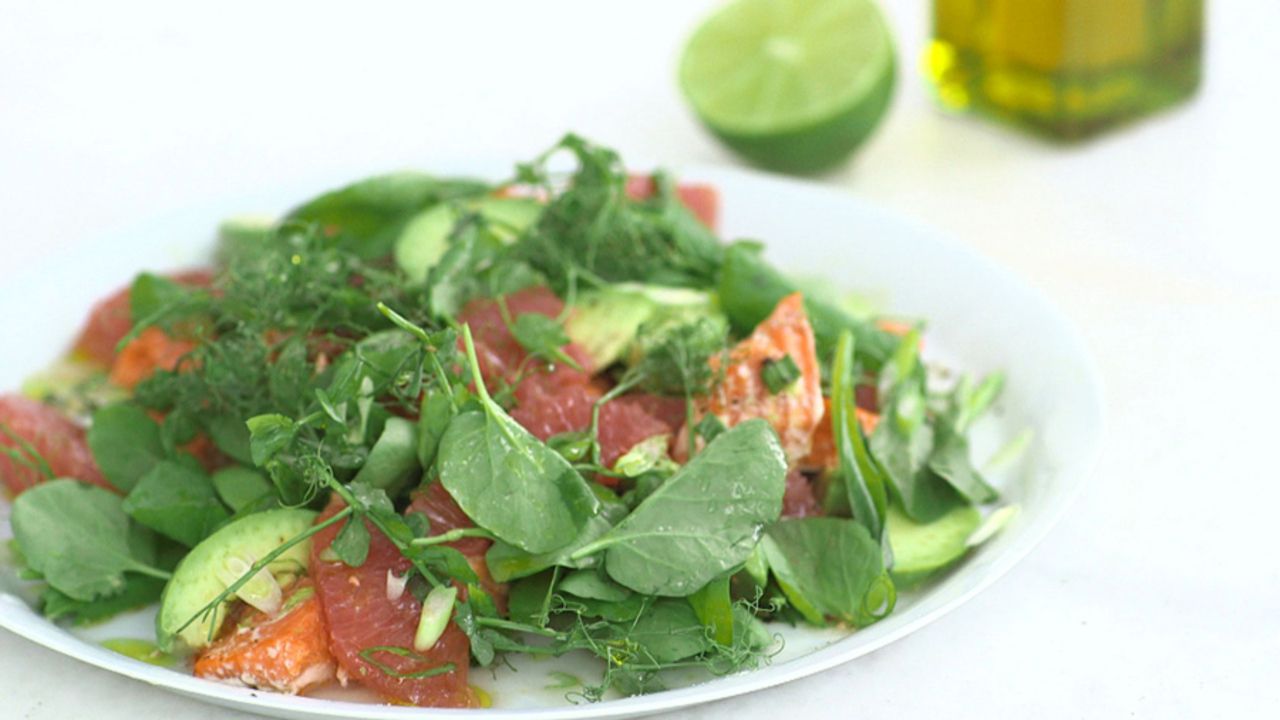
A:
[0,164,1103,719]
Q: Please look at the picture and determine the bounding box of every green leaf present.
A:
[438,327,600,554]
[761,517,893,626]
[427,219,500,318]
[507,572,555,626]
[557,568,631,602]
[417,389,455,470]
[871,420,961,523]
[617,598,710,664]
[928,418,998,504]
[687,575,734,645]
[577,419,786,596]
[286,171,489,259]
[86,403,165,493]
[439,410,597,554]
[121,461,230,547]
[210,466,274,512]
[245,413,297,467]
[485,486,629,582]
[830,330,887,541]
[351,416,420,494]
[331,517,371,567]
[509,312,573,363]
[41,574,166,626]
[129,272,205,327]
[203,414,253,465]
[11,480,168,601]
[561,592,648,623]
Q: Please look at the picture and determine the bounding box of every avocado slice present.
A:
[886,503,980,588]
[393,197,543,281]
[155,508,317,653]
[565,284,716,369]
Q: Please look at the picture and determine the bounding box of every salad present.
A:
[0,136,1012,708]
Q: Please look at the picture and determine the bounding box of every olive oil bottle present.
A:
[927,0,1203,139]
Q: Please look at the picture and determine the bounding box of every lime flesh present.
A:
[679,0,896,173]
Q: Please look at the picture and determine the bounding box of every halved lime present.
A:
[679,0,896,174]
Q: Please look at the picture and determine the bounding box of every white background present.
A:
[2,1,1277,718]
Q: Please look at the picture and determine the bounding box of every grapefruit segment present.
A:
[0,394,111,495]
[310,496,474,708]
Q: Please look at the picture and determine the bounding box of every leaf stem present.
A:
[459,324,492,406]
[409,527,495,546]
[128,563,174,581]
[377,302,432,345]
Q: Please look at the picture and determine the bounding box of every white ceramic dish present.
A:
[0,164,1103,719]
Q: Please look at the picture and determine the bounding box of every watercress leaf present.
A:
[417,389,455,470]
[286,171,490,259]
[11,480,166,601]
[346,480,397,521]
[159,411,199,454]
[687,574,734,645]
[583,419,787,596]
[121,461,230,547]
[428,219,500,318]
[617,598,710,664]
[485,486,628,582]
[203,414,253,465]
[351,417,420,494]
[245,414,297,467]
[928,418,998,504]
[509,312,571,359]
[331,517,371,567]
[417,545,479,585]
[556,568,631,602]
[871,418,963,523]
[718,241,896,370]
[439,406,599,554]
[557,592,648,623]
[41,573,166,626]
[761,517,893,627]
[87,403,165,493]
[507,572,555,627]
[210,466,274,513]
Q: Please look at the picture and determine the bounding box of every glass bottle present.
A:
[926,0,1204,140]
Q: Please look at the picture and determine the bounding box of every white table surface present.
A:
[2,1,1277,718]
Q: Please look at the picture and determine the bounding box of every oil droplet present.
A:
[469,685,493,708]
[101,638,177,667]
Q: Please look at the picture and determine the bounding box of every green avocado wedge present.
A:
[155,508,317,653]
